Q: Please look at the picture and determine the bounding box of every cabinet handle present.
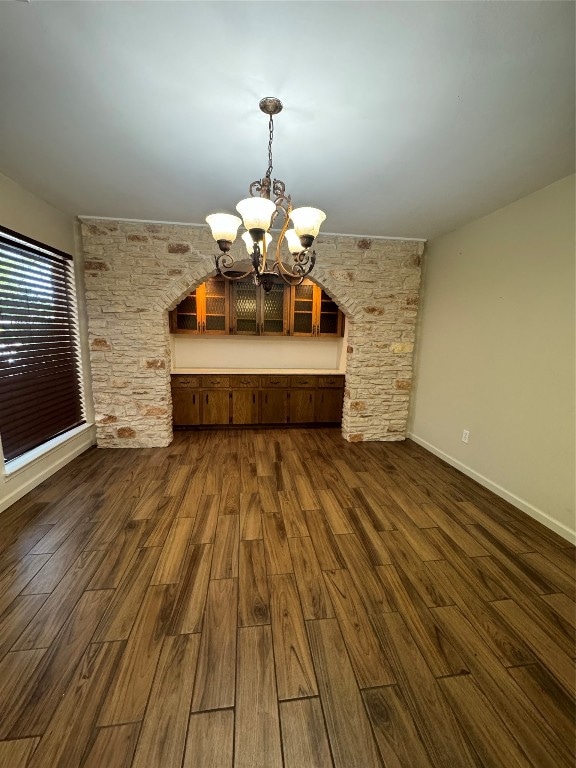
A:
[265,394,268,404]
[206,394,209,404]
[253,394,256,404]
[192,394,195,405]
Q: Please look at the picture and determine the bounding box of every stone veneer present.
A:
[80,219,424,447]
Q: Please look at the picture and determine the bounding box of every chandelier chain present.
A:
[266,115,274,180]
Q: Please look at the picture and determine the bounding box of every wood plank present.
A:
[335,533,394,614]
[27,641,122,768]
[190,494,220,544]
[269,573,317,699]
[94,546,161,642]
[235,625,283,768]
[346,506,392,565]
[0,738,39,768]
[151,516,194,584]
[438,674,533,768]
[262,511,293,575]
[7,589,112,738]
[279,697,333,768]
[192,578,237,711]
[519,551,576,600]
[82,724,140,768]
[98,584,173,725]
[279,489,309,537]
[317,488,353,535]
[363,686,434,768]
[507,662,576,751]
[132,634,200,768]
[323,568,395,688]
[384,530,453,608]
[540,592,576,630]
[425,558,536,667]
[491,598,575,696]
[372,611,477,768]
[376,564,468,677]
[238,539,269,627]
[184,710,234,768]
[167,542,213,635]
[293,474,320,511]
[0,555,52,617]
[421,502,489,557]
[306,618,381,768]
[0,595,47,660]
[211,515,239,580]
[239,492,262,540]
[0,649,46,739]
[431,604,574,767]
[304,509,345,571]
[288,536,334,620]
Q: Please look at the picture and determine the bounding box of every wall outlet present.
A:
[462,429,470,444]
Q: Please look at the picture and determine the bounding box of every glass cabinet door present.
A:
[174,292,199,332]
[291,282,315,335]
[233,280,259,334]
[203,278,228,334]
[261,282,288,335]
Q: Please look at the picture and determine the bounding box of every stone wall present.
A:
[79,219,424,447]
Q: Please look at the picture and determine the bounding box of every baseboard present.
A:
[0,427,96,514]
[407,432,576,544]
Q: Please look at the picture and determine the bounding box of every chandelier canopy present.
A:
[206,97,326,292]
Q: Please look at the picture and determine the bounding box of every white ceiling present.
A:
[0,1,574,240]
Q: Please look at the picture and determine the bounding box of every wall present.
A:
[80,219,423,446]
[170,335,347,372]
[0,172,95,513]
[409,175,575,542]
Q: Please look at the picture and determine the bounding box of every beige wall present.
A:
[410,175,575,542]
[0,172,95,513]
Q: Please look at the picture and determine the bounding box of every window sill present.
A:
[4,424,95,478]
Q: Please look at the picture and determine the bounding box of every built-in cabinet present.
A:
[170,276,344,338]
[171,374,345,427]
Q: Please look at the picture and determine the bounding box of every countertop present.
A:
[171,368,345,375]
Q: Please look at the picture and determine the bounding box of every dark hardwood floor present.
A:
[0,429,574,767]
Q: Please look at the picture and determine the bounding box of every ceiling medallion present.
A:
[206,97,326,293]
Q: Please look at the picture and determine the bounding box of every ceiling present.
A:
[0,2,574,240]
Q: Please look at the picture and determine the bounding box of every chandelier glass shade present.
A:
[206,97,326,291]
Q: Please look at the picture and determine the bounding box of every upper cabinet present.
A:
[171,277,344,338]
[170,277,229,335]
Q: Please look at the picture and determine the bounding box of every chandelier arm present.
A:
[214,254,256,282]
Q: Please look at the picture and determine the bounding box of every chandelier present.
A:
[206,97,326,292]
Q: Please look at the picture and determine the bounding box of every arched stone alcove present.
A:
[80,219,423,447]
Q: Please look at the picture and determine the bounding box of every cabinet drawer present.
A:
[201,375,229,388]
[318,375,344,388]
[230,375,261,388]
[290,375,317,388]
[171,375,200,388]
[261,375,290,388]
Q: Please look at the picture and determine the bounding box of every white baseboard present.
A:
[407,432,576,545]
[0,427,96,514]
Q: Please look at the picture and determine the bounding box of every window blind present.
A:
[0,226,85,463]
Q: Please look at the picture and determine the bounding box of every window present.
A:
[0,226,85,464]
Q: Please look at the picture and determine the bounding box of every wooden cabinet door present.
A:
[261,389,288,424]
[202,390,230,424]
[289,390,316,423]
[172,389,201,425]
[231,390,259,424]
[315,388,344,423]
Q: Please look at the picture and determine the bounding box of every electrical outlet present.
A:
[462,429,470,444]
